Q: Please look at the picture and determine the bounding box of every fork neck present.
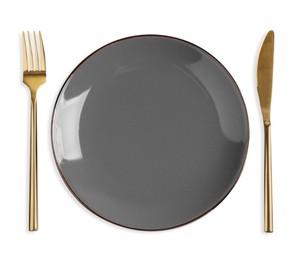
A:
[31,91,37,103]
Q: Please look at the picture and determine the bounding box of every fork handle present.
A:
[29,93,38,231]
[264,122,273,232]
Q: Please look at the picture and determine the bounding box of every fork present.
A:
[22,31,46,231]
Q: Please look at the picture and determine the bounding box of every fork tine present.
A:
[22,32,28,72]
[33,32,39,71]
[27,32,34,71]
[39,31,46,71]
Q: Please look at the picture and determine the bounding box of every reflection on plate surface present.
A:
[52,35,249,230]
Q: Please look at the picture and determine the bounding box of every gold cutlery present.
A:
[22,31,46,231]
[256,30,274,233]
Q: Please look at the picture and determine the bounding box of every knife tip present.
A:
[267,30,274,37]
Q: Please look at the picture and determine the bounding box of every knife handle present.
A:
[264,122,273,232]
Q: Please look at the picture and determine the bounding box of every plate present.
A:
[51,35,249,230]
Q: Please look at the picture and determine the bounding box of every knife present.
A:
[257,30,274,233]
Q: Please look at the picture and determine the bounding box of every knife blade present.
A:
[257,30,274,233]
[257,30,274,123]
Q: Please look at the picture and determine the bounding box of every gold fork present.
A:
[22,31,46,231]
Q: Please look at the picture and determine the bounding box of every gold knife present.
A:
[257,30,274,233]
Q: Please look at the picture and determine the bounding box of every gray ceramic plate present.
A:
[51,35,249,230]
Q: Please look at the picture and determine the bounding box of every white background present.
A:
[0,0,300,259]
